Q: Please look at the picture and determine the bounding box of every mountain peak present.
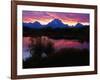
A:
[51,19,62,24]
[23,21,42,29]
[34,21,41,24]
[47,19,67,28]
[75,23,83,28]
[53,18,62,21]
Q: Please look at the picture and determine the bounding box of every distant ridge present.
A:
[75,23,84,28]
[46,19,68,29]
[23,21,42,29]
[23,19,89,29]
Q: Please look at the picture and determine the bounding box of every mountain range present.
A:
[23,19,87,29]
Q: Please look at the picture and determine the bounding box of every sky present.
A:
[22,11,90,26]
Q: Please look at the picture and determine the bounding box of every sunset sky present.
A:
[22,11,90,26]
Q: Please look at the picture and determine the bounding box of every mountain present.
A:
[23,19,86,29]
[46,19,68,29]
[23,21,42,29]
[75,23,84,28]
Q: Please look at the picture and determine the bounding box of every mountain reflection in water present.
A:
[23,37,89,61]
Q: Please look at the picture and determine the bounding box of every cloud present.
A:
[23,11,89,25]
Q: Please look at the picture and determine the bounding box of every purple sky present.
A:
[23,11,90,25]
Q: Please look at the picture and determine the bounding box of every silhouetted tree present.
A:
[29,36,54,63]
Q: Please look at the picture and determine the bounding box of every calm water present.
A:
[23,37,89,61]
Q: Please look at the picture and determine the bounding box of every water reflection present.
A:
[23,37,89,61]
